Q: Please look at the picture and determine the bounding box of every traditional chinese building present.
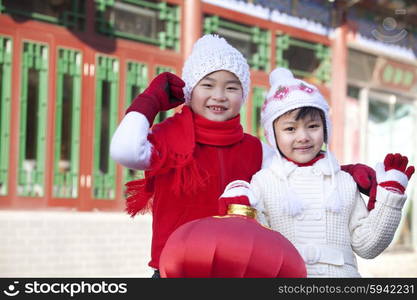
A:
[0,0,416,276]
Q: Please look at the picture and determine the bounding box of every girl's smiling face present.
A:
[273,108,325,163]
[189,70,243,122]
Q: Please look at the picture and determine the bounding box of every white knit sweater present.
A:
[251,152,407,278]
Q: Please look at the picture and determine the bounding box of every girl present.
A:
[110,35,261,276]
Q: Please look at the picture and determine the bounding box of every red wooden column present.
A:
[330,24,348,162]
[183,0,202,59]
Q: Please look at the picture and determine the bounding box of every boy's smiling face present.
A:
[189,70,243,122]
[273,109,324,164]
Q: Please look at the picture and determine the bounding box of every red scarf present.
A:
[125,106,244,216]
[194,112,243,145]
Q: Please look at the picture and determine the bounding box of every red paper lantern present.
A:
[159,204,306,278]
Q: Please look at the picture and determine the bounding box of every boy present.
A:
[222,67,414,277]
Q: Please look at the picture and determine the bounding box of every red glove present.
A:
[376,153,415,195]
[218,180,257,215]
[126,72,185,125]
[341,163,377,210]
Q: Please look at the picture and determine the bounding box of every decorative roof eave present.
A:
[202,0,270,19]
[270,10,333,37]
[348,32,417,63]
[202,0,332,36]
[203,0,416,62]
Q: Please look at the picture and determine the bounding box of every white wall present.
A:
[0,211,153,277]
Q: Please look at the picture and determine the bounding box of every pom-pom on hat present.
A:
[182,34,251,103]
[261,67,331,151]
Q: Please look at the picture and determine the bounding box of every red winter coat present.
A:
[126,107,263,269]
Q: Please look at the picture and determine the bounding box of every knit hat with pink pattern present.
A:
[261,67,331,151]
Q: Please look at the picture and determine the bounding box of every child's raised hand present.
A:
[126,72,185,125]
[376,153,415,195]
[218,180,257,215]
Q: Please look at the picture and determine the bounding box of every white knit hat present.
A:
[261,68,342,216]
[182,34,251,103]
[261,67,331,151]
